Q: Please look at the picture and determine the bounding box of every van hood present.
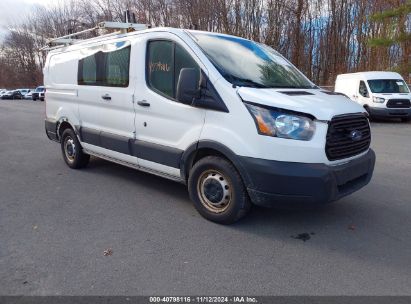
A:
[237,88,366,121]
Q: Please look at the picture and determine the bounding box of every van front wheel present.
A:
[61,129,90,169]
[188,156,251,224]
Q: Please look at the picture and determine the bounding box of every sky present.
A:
[0,0,55,38]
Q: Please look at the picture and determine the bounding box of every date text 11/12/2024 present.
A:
[149,296,258,303]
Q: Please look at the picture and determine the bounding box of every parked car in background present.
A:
[335,71,411,122]
[32,86,45,101]
[25,91,34,100]
[0,89,7,97]
[1,90,24,100]
[18,89,31,97]
[39,89,45,101]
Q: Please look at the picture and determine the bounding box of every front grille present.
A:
[326,114,371,161]
[386,99,411,109]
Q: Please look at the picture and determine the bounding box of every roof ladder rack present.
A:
[40,21,150,51]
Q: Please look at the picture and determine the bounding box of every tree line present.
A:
[0,0,409,89]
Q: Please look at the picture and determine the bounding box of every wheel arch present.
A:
[56,118,78,142]
[180,140,252,188]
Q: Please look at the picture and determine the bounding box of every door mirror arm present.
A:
[191,71,229,113]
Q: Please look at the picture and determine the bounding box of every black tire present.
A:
[188,156,251,224]
[401,117,411,122]
[60,128,89,169]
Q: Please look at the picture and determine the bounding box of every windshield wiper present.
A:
[226,75,267,88]
[267,85,316,89]
[236,79,267,88]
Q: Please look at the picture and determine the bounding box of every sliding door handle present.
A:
[137,100,150,107]
[101,94,111,101]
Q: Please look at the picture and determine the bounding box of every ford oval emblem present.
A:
[350,130,363,141]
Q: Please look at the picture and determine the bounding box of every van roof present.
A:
[337,71,403,80]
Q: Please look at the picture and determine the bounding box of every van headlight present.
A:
[244,102,315,140]
[373,97,385,103]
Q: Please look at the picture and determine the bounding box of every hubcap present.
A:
[64,137,76,162]
[197,170,232,213]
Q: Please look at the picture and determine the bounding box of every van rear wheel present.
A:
[188,156,251,224]
[61,129,89,169]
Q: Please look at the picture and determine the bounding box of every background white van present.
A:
[335,72,411,121]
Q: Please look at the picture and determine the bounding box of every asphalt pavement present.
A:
[0,100,410,295]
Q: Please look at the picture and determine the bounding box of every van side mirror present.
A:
[176,68,199,105]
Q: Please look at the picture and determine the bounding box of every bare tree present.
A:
[0,0,408,88]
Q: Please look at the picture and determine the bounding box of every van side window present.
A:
[174,44,200,91]
[147,41,174,97]
[105,47,130,87]
[359,81,369,97]
[147,40,200,100]
[78,45,131,87]
[79,55,97,85]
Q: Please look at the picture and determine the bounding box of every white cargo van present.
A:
[335,72,411,121]
[44,24,375,223]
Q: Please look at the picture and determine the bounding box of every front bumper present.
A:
[368,107,411,118]
[241,149,375,207]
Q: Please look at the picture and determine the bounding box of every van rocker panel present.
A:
[131,140,183,169]
[78,126,183,169]
[241,149,375,207]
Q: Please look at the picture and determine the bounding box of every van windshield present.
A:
[190,32,315,89]
[367,79,410,93]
